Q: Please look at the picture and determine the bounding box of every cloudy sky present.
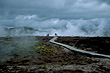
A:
[0,0,110,19]
[0,0,110,36]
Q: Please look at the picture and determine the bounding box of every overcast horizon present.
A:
[0,0,110,36]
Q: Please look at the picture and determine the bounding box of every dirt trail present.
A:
[50,36,110,58]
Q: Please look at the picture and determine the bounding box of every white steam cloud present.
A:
[0,15,110,37]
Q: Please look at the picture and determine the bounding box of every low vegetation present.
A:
[0,36,110,73]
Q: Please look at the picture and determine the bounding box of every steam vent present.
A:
[0,0,110,73]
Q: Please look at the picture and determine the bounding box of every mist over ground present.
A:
[0,0,110,37]
[0,16,110,37]
[0,36,37,63]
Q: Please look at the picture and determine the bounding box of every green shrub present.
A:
[35,44,61,57]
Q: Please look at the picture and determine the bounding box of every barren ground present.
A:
[0,36,110,73]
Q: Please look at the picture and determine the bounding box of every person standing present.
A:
[55,33,57,36]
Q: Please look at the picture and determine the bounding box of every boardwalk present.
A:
[50,36,110,58]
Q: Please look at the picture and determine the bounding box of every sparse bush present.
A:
[35,44,61,56]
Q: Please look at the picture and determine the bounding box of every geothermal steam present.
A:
[0,15,110,37]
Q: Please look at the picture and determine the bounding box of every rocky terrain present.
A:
[0,36,110,73]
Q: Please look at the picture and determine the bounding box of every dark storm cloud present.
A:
[98,0,110,4]
[0,0,110,36]
[0,0,110,19]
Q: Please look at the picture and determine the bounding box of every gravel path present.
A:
[50,36,110,58]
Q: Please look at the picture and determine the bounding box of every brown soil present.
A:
[56,37,110,55]
[0,36,110,73]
